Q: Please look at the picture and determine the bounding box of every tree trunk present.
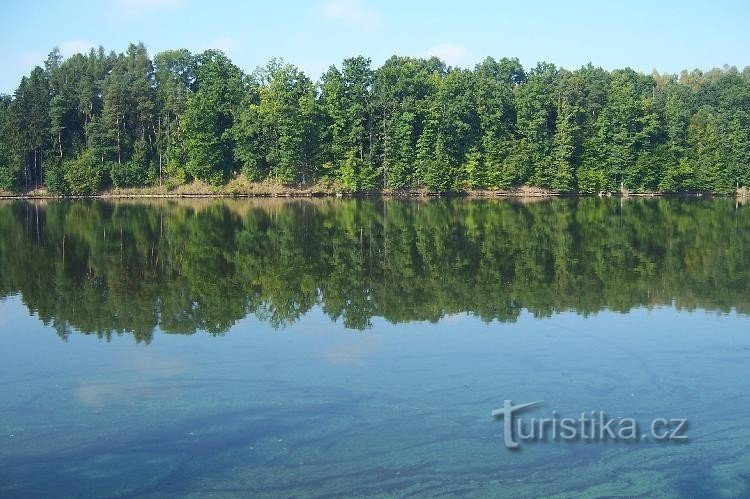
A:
[117,115,122,164]
[382,110,388,187]
[158,116,163,186]
[368,102,374,169]
[167,114,171,159]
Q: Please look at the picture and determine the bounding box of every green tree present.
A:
[154,49,196,185]
[183,50,244,185]
[515,62,558,187]
[2,43,750,196]
[549,69,583,191]
[320,56,376,187]
[63,149,102,195]
[5,68,51,190]
[473,57,525,188]
[374,56,443,188]
[233,60,318,184]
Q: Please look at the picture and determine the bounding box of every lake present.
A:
[0,197,749,497]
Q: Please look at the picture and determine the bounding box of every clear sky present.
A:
[2,0,749,94]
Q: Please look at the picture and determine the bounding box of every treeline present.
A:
[1,43,749,194]
[1,198,748,341]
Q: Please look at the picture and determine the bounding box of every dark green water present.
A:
[0,198,749,497]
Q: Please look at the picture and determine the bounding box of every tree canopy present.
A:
[1,43,749,194]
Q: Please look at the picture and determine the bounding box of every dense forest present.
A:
[1,43,749,195]
[0,198,748,341]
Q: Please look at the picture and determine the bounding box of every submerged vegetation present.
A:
[0,198,748,341]
[0,43,749,195]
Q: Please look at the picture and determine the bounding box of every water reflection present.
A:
[0,197,748,341]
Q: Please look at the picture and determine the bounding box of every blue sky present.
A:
[2,0,749,93]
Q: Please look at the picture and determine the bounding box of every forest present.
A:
[0,198,748,341]
[0,43,749,195]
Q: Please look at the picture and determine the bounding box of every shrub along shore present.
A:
[1,43,749,197]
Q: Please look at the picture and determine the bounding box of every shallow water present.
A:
[0,198,749,497]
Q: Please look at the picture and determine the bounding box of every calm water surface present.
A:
[0,198,749,497]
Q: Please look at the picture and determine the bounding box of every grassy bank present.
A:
[0,179,745,200]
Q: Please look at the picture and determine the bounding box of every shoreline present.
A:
[1,183,747,200]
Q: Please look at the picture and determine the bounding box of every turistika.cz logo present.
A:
[492,400,688,449]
